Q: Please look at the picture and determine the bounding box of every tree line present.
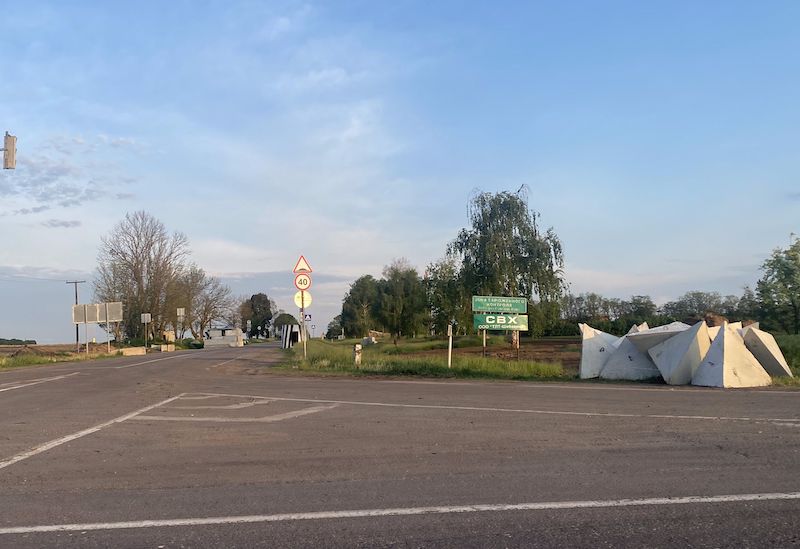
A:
[331,189,566,339]
[94,211,280,342]
[331,191,800,338]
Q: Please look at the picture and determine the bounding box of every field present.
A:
[0,343,117,369]
[283,336,578,381]
[284,333,800,385]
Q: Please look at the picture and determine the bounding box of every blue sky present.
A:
[1,1,798,342]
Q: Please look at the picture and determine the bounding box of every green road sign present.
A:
[473,314,529,331]
[471,295,527,313]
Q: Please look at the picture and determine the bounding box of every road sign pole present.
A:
[301,292,307,360]
[482,329,486,358]
[106,302,110,354]
[84,304,89,358]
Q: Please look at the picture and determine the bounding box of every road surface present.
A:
[1,343,798,547]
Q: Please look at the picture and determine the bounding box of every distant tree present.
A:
[192,275,232,338]
[273,313,299,334]
[249,293,275,337]
[737,286,759,321]
[756,238,800,334]
[95,211,189,339]
[376,259,427,340]
[661,291,723,320]
[341,275,379,337]
[325,315,343,339]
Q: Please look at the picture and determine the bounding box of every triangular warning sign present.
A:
[293,255,312,273]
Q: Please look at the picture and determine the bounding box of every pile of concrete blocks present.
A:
[578,321,792,388]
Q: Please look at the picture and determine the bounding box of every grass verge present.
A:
[281,339,566,381]
[0,351,120,370]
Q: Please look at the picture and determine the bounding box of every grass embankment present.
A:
[283,338,566,381]
[773,335,800,386]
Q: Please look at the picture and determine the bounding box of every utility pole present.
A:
[66,280,86,352]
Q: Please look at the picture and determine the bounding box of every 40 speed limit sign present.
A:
[294,273,312,290]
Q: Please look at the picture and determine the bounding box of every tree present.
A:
[376,259,427,340]
[273,313,299,334]
[757,238,800,334]
[661,291,723,320]
[192,274,231,338]
[425,258,468,335]
[95,211,189,339]
[341,275,379,337]
[249,293,275,337]
[447,189,566,335]
[448,190,565,300]
[325,315,343,339]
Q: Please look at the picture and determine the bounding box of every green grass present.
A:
[0,352,77,369]
[0,350,121,370]
[773,334,800,385]
[281,339,565,381]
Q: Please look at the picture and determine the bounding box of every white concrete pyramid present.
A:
[743,328,793,377]
[692,324,771,388]
[625,322,650,335]
[627,322,691,354]
[708,326,721,340]
[647,321,711,385]
[579,323,618,379]
[600,336,661,381]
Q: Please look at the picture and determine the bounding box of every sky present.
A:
[1,1,798,343]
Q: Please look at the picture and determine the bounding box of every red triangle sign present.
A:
[293,255,313,273]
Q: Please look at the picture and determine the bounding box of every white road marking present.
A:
[114,355,187,369]
[171,400,273,410]
[1,491,799,534]
[195,391,800,424]
[0,372,80,393]
[207,356,244,369]
[0,394,184,471]
[133,403,338,423]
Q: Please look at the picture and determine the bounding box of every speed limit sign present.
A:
[294,273,312,291]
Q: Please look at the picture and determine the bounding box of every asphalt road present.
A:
[1,343,799,548]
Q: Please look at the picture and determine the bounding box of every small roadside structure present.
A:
[205,327,245,347]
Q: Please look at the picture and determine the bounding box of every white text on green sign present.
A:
[473,314,529,331]
[471,296,527,313]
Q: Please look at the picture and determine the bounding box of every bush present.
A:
[188,339,205,349]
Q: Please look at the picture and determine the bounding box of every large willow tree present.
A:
[447,189,566,305]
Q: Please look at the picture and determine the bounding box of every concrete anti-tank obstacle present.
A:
[647,321,711,385]
[599,335,661,381]
[578,323,618,379]
[743,327,793,377]
[692,323,771,388]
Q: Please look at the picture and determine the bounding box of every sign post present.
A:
[141,313,152,349]
[293,256,313,360]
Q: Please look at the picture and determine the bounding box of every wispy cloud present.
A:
[257,5,312,41]
[787,191,800,201]
[42,219,81,228]
[0,134,138,214]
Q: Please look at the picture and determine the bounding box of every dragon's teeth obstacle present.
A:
[578,321,792,387]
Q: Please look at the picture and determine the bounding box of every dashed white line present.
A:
[193,391,800,424]
[0,394,184,471]
[0,372,80,393]
[1,491,799,534]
